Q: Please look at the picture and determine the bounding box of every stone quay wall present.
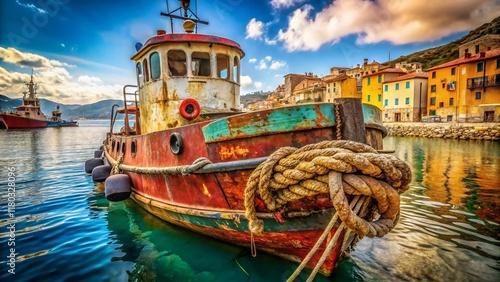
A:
[384,122,500,141]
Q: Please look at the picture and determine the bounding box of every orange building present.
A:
[292,76,325,104]
[322,75,360,102]
[362,68,406,109]
[427,48,500,122]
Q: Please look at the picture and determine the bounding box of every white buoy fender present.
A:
[92,165,112,182]
[94,150,103,158]
[85,158,104,174]
[105,174,131,202]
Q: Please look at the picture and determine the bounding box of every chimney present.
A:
[479,51,486,58]
[363,58,368,66]
[465,52,471,58]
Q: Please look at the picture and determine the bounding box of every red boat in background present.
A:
[85,1,411,279]
[0,72,59,129]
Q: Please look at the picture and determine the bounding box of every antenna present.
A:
[161,0,208,34]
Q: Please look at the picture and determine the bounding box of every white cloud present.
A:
[78,75,103,85]
[270,0,304,9]
[277,0,500,51]
[245,18,264,39]
[265,56,272,61]
[240,75,253,88]
[254,82,263,88]
[265,38,278,45]
[61,44,65,48]
[248,58,257,63]
[0,48,123,104]
[257,60,267,70]
[15,0,47,13]
[270,60,286,70]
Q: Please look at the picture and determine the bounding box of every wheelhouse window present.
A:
[233,57,239,83]
[136,62,143,86]
[192,52,211,76]
[149,52,161,80]
[217,54,229,79]
[143,59,149,82]
[168,50,187,76]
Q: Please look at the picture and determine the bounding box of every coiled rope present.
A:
[243,140,411,281]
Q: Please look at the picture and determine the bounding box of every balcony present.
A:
[467,74,500,89]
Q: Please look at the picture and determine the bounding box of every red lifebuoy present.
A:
[179,98,201,120]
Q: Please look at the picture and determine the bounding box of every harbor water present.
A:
[0,120,499,281]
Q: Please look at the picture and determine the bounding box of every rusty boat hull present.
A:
[102,103,384,275]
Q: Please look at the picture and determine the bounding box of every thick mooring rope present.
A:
[244,140,411,238]
[104,145,212,175]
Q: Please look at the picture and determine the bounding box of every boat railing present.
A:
[122,85,139,135]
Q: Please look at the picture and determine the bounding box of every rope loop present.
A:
[244,140,411,237]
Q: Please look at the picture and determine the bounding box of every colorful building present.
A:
[362,68,406,109]
[322,75,360,102]
[427,48,500,122]
[382,72,428,122]
[292,76,325,104]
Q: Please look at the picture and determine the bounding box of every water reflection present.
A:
[346,137,500,282]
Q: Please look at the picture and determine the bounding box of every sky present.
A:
[0,0,499,104]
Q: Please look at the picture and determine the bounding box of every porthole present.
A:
[169,133,183,155]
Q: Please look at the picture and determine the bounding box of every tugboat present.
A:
[0,71,61,129]
[86,1,411,278]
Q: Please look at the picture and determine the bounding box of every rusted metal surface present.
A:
[131,192,343,276]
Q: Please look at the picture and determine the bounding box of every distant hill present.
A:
[241,91,273,107]
[0,95,123,120]
[390,16,500,70]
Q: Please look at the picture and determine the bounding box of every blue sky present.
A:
[0,0,499,104]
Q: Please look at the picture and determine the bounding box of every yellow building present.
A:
[427,48,500,122]
[362,68,406,109]
[292,77,325,104]
[382,72,428,122]
[322,75,360,102]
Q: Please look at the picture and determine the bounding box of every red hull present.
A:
[0,114,48,129]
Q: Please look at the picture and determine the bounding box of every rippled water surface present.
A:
[0,122,498,281]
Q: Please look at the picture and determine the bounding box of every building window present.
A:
[168,50,187,76]
[217,54,229,79]
[149,52,161,80]
[405,97,410,104]
[449,98,454,106]
[367,77,371,85]
[384,99,388,106]
[477,62,483,72]
[192,52,211,76]
[395,83,399,90]
[497,59,500,69]
[475,91,481,100]
[377,94,381,101]
[431,85,436,92]
[485,111,494,122]
[378,75,382,83]
[395,98,399,105]
[367,95,371,102]
[439,102,444,107]
[430,110,436,115]
[432,71,436,78]
[384,85,388,92]
[430,97,436,105]
[475,44,479,54]
[405,81,410,88]
[451,67,456,75]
